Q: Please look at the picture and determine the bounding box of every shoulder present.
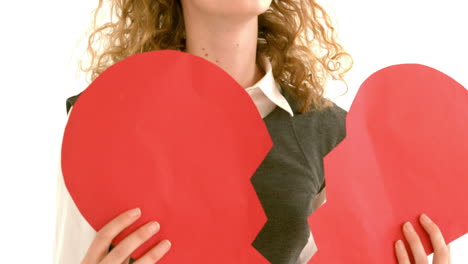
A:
[314,98,347,134]
[314,98,347,156]
[282,85,347,156]
[66,92,83,115]
[289,96,347,157]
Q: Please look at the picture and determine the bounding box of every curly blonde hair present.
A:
[80,0,353,113]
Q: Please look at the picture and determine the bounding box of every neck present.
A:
[182,10,264,89]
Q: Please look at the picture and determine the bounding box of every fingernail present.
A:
[404,222,414,232]
[396,240,404,249]
[162,240,172,250]
[148,222,160,233]
[129,208,141,218]
[420,214,431,224]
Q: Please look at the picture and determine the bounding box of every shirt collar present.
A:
[245,56,295,117]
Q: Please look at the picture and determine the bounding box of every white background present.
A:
[0,0,466,263]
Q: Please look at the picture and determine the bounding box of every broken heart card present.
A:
[61,49,272,263]
[308,64,468,263]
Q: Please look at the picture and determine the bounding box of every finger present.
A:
[395,240,411,264]
[419,214,449,264]
[448,244,451,264]
[133,240,172,264]
[102,221,160,264]
[402,222,428,264]
[83,208,141,263]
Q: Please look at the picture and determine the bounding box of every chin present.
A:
[188,0,272,17]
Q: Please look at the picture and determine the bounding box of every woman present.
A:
[54,0,451,263]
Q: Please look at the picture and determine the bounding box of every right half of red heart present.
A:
[308,63,468,264]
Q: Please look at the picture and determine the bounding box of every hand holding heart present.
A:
[81,208,171,264]
[394,214,451,264]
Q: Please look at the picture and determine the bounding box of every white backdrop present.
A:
[0,0,466,263]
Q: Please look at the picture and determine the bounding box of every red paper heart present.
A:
[61,50,272,263]
[308,64,468,263]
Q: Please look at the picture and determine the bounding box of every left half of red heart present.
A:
[61,49,272,263]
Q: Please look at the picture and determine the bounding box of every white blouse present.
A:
[54,55,320,264]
